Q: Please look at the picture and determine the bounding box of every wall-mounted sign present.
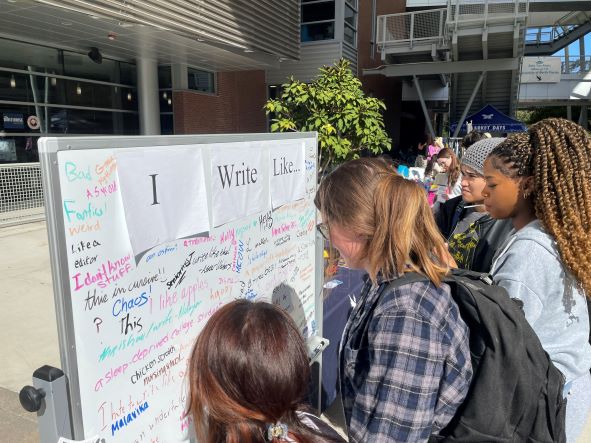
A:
[3,112,25,129]
[521,57,562,83]
[27,115,40,130]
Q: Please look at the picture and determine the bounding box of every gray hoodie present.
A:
[491,220,591,383]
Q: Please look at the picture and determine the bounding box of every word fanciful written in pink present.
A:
[72,254,132,291]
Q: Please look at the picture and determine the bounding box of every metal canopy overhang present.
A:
[363,58,520,78]
[0,0,286,71]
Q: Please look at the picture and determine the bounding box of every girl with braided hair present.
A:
[482,118,591,442]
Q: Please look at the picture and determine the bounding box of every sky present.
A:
[552,32,591,58]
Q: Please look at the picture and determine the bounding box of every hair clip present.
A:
[266,421,289,440]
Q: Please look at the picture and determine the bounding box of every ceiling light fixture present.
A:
[127,92,132,101]
[10,75,15,88]
[76,84,82,95]
[162,92,167,99]
[50,77,57,86]
[167,98,172,105]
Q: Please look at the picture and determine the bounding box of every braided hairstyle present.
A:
[489,119,591,297]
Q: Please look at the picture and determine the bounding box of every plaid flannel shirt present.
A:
[340,277,472,442]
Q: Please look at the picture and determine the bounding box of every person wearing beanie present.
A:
[435,138,513,273]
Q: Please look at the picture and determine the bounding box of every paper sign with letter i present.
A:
[270,141,306,208]
[211,145,269,226]
[115,146,210,255]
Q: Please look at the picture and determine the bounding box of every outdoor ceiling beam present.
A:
[363,58,519,78]
[413,75,436,140]
[432,44,447,87]
[513,23,520,58]
[482,29,488,107]
[452,72,485,138]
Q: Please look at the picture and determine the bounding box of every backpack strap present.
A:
[383,271,429,289]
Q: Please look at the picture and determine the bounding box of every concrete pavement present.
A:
[0,221,590,442]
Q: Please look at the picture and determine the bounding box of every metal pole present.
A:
[580,37,586,72]
[137,57,161,135]
[452,72,485,138]
[578,105,588,129]
[409,12,414,49]
[413,75,436,140]
[371,0,377,59]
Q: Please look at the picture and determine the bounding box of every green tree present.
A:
[264,59,391,174]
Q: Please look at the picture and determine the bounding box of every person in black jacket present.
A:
[436,137,513,273]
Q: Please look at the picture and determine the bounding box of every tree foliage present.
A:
[264,59,391,173]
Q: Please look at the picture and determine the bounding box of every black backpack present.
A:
[387,269,567,443]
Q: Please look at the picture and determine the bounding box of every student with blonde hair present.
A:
[315,158,472,442]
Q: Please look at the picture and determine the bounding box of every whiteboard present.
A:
[38,133,322,442]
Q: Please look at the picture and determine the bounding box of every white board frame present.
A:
[38,132,323,439]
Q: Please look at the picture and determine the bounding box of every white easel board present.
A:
[38,133,322,442]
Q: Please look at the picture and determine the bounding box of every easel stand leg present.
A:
[19,365,73,443]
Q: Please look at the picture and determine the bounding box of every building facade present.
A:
[0,0,299,163]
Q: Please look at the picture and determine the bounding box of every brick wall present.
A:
[173,70,267,134]
[357,0,407,150]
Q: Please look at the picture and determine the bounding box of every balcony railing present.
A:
[447,0,528,29]
[560,55,591,74]
[376,8,447,52]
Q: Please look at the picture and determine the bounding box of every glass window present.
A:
[300,1,335,42]
[158,65,172,89]
[121,113,140,135]
[0,39,63,73]
[119,61,137,85]
[63,50,119,83]
[345,4,356,27]
[188,68,215,93]
[302,2,335,22]
[344,25,356,46]
[159,90,173,112]
[301,22,335,42]
[160,114,174,135]
[0,71,33,102]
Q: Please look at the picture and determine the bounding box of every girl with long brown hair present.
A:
[482,118,591,442]
[314,157,472,442]
[436,148,462,194]
[186,300,344,443]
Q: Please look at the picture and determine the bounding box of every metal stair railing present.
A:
[525,11,591,46]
